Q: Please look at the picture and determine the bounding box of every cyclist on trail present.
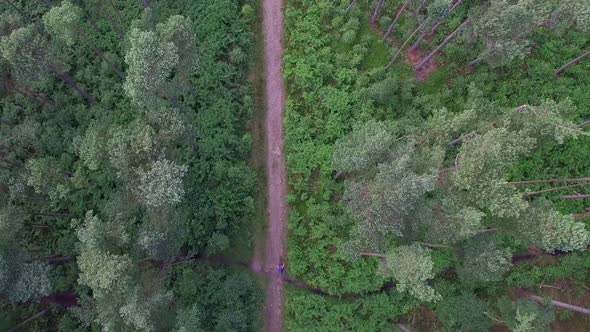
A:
[277,259,285,274]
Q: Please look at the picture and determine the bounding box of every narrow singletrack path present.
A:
[261,0,287,330]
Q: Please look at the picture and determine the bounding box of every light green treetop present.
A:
[42,0,82,46]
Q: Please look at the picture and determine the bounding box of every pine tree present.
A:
[385,244,440,302]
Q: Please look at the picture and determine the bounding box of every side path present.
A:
[261,0,287,331]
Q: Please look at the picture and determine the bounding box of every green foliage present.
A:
[386,244,440,302]
[42,0,82,47]
[123,27,178,107]
[457,235,512,287]
[333,120,394,173]
[435,292,493,332]
[0,0,259,327]
[136,158,187,209]
[517,198,590,252]
[0,24,51,82]
[170,267,262,332]
[496,297,555,332]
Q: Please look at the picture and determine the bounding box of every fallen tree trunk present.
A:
[415,19,470,71]
[371,0,385,25]
[528,294,590,316]
[561,194,590,200]
[383,0,410,42]
[555,50,590,76]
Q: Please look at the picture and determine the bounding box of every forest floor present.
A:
[253,0,287,330]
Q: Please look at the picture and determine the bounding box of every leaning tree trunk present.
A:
[106,15,125,41]
[523,183,586,197]
[528,294,590,316]
[415,19,470,71]
[385,21,427,69]
[561,194,590,200]
[78,27,125,80]
[49,64,96,104]
[371,0,385,25]
[508,177,590,185]
[410,0,464,51]
[8,309,49,332]
[555,49,590,76]
[383,0,410,42]
[346,0,358,13]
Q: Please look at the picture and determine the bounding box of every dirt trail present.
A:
[259,0,287,330]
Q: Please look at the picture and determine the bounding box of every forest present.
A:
[0,0,262,331]
[3,0,590,331]
[284,0,590,331]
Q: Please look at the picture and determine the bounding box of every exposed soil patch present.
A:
[407,47,439,82]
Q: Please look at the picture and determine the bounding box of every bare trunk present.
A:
[528,294,590,316]
[469,57,483,68]
[409,33,427,52]
[4,0,27,18]
[371,0,385,25]
[576,119,590,128]
[398,323,412,332]
[508,177,590,185]
[44,255,75,264]
[561,194,590,200]
[413,0,428,18]
[555,50,590,76]
[409,0,464,51]
[78,28,125,80]
[415,20,470,71]
[574,211,590,219]
[416,242,451,249]
[143,0,150,9]
[345,0,357,13]
[360,252,386,258]
[8,309,49,332]
[107,15,125,41]
[523,183,587,197]
[52,69,96,104]
[7,80,53,107]
[32,212,74,218]
[383,1,410,42]
[110,0,127,30]
[385,23,425,69]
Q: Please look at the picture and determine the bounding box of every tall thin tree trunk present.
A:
[416,242,450,249]
[528,294,590,316]
[415,19,470,71]
[508,177,590,185]
[410,0,464,52]
[44,255,74,264]
[111,0,127,31]
[32,212,74,218]
[78,28,125,80]
[383,0,410,42]
[51,68,96,104]
[413,0,428,19]
[555,50,590,76]
[6,79,53,107]
[398,324,412,332]
[107,15,125,41]
[346,0,357,13]
[523,183,587,197]
[371,0,385,25]
[360,252,386,258]
[8,309,49,332]
[468,58,483,68]
[561,194,590,200]
[4,0,27,18]
[385,23,425,69]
